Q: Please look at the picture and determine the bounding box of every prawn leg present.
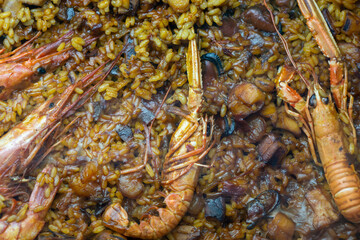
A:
[0,165,60,240]
[103,36,213,239]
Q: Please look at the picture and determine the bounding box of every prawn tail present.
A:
[0,165,60,240]
[325,161,360,223]
[103,189,193,239]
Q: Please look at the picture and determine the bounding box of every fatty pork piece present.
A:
[305,188,339,230]
[282,182,340,236]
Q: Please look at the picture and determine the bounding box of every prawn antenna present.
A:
[263,0,311,89]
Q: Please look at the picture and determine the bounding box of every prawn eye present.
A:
[322,97,329,104]
[37,67,46,74]
[309,94,316,108]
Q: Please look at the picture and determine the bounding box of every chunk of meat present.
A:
[171,225,201,240]
[219,17,238,37]
[274,0,295,9]
[268,212,295,240]
[258,133,288,165]
[246,116,267,143]
[305,188,339,230]
[228,82,265,121]
[246,190,280,229]
[3,0,46,16]
[118,173,144,199]
[242,5,276,32]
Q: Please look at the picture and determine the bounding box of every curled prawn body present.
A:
[103,37,213,239]
[0,31,93,100]
[311,87,360,223]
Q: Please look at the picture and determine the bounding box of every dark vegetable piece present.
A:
[322,9,337,37]
[93,197,111,216]
[258,134,288,165]
[92,101,102,121]
[202,60,218,89]
[246,190,280,229]
[205,197,225,221]
[201,53,224,75]
[274,0,295,9]
[219,16,238,37]
[221,180,247,196]
[342,11,360,35]
[124,35,136,60]
[243,5,276,32]
[228,82,265,121]
[116,0,139,15]
[221,116,235,138]
[128,0,140,15]
[188,193,205,216]
[66,7,75,21]
[110,65,119,76]
[138,105,155,125]
[267,212,295,240]
[246,116,267,143]
[115,124,133,141]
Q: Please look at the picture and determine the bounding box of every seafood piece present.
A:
[296,0,347,111]
[0,31,94,100]
[264,0,360,223]
[0,165,60,240]
[0,53,122,189]
[103,37,214,239]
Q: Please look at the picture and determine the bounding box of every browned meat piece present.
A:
[258,134,288,165]
[228,82,265,121]
[305,188,340,230]
[171,225,201,240]
[268,212,295,240]
[242,5,276,32]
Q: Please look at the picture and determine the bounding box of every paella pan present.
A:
[0,0,359,239]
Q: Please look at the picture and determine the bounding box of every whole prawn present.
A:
[0,30,95,99]
[0,52,122,195]
[103,37,214,239]
[265,0,360,223]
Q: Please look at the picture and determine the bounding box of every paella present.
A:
[0,0,359,239]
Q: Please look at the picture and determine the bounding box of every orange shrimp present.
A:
[264,0,360,223]
[0,53,121,193]
[103,37,214,239]
[0,31,95,100]
[296,0,347,111]
[0,165,60,240]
